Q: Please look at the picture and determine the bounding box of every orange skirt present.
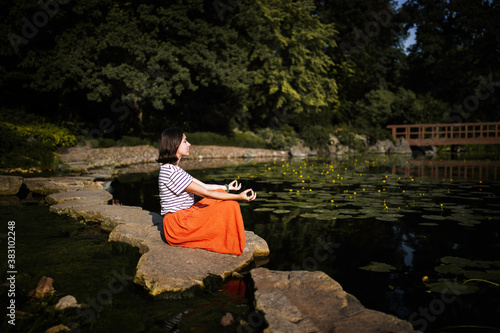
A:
[163,190,246,255]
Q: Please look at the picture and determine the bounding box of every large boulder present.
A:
[367,140,396,154]
[0,176,22,195]
[251,268,417,333]
[389,138,412,155]
[289,142,317,157]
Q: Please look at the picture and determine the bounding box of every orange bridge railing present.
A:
[386,122,500,146]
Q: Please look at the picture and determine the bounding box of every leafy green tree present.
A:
[401,0,500,122]
[229,0,340,129]
[1,0,250,137]
[353,87,447,141]
[314,0,408,122]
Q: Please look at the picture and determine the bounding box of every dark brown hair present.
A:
[157,128,184,164]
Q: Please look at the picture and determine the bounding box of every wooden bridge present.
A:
[387,122,500,146]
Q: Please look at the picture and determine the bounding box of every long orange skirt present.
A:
[163,190,246,255]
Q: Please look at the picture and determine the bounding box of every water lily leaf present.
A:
[337,209,359,215]
[253,208,275,212]
[419,222,439,226]
[464,270,500,283]
[427,280,479,295]
[273,209,290,214]
[355,214,377,219]
[297,204,318,209]
[336,214,352,219]
[316,214,337,220]
[458,221,481,227]
[434,264,465,275]
[422,215,446,220]
[300,213,319,218]
[376,216,399,222]
[359,262,397,272]
[440,256,492,269]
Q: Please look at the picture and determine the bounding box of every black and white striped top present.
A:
[158,164,194,215]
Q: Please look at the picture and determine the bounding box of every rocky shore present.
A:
[0,175,269,295]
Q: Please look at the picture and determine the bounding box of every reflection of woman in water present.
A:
[157,128,257,255]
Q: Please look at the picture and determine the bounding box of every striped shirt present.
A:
[159,164,195,215]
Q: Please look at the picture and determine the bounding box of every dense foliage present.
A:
[0,0,499,161]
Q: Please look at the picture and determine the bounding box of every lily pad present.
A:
[426,280,480,295]
[253,208,275,212]
[434,264,465,275]
[463,270,500,283]
[273,209,290,214]
[316,215,337,221]
[375,216,399,222]
[300,213,319,218]
[422,215,447,220]
[334,214,352,220]
[440,256,492,269]
[359,262,397,272]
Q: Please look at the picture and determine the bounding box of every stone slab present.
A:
[46,187,270,295]
[251,268,417,333]
[24,176,102,195]
[0,175,23,195]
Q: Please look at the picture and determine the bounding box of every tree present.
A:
[229,0,340,129]
[313,0,408,123]
[402,0,500,122]
[1,0,250,136]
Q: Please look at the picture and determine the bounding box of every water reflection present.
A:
[393,159,500,181]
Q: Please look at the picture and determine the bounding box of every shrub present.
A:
[0,109,77,170]
[300,125,331,150]
[0,122,57,169]
[335,126,370,152]
[256,126,299,150]
[186,131,267,148]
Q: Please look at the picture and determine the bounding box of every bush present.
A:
[186,131,267,148]
[89,136,153,148]
[0,122,57,169]
[256,126,299,150]
[0,109,77,170]
[300,125,331,150]
[335,126,370,152]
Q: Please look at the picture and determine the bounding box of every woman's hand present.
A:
[239,189,257,202]
[227,179,242,191]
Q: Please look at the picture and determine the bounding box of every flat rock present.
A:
[55,295,81,310]
[251,268,417,333]
[0,175,23,195]
[46,187,270,295]
[24,176,102,195]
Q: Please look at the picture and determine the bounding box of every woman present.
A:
[157,128,257,255]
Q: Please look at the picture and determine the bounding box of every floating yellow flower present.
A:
[422,276,429,282]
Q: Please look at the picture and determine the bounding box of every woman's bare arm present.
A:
[192,178,242,191]
[186,181,256,202]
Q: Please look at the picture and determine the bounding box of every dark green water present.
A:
[2,153,500,332]
[111,153,500,332]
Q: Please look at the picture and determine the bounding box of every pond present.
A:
[2,153,499,332]
[110,153,500,333]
